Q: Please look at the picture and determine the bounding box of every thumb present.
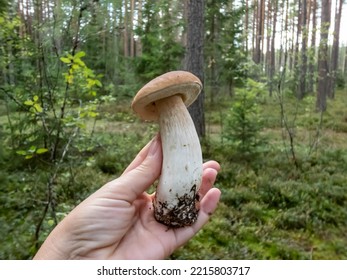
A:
[109,137,163,202]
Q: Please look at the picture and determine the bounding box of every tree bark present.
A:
[265,0,272,76]
[328,0,343,99]
[123,0,129,57]
[184,0,205,137]
[298,0,308,99]
[245,0,249,53]
[269,0,278,96]
[136,0,143,56]
[307,0,317,93]
[129,0,135,58]
[253,0,265,65]
[316,0,331,112]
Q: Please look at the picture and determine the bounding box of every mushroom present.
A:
[131,71,203,227]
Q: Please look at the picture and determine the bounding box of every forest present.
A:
[0,0,347,259]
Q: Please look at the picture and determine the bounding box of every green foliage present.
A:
[223,79,267,161]
[205,0,248,95]
[134,0,184,82]
[60,51,103,99]
[0,0,8,15]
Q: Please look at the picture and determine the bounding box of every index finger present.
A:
[122,134,160,174]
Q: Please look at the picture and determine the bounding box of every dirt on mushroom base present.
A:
[154,185,200,228]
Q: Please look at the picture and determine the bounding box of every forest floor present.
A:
[74,88,347,259]
[1,88,347,259]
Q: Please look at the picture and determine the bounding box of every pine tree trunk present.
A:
[298,0,308,99]
[245,0,249,53]
[184,0,205,137]
[307,0,317,93]
[130,0,135,58]
[265,0,272,76]
[136,0,143,56]
[123,0,129,57]
[329,0,343,99]
[253,0,264,64]
[269,0,278,96]
[316,0,331,112]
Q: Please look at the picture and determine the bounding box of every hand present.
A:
[34,135,221,260]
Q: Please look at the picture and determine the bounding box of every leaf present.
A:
[24,100,34,106]
[74,58,86,67]
[33,95,39,102]
[74,51,86,59]
[28,146,36,153]
[16,150,27,156]
[95,80,102,87]
[66,75,73,84]
[88,111,98,118]
[33,103,43,113]
[25,155,33,159]
[36,148,48,154]
[87,78,95,88]
[60,57,71,64]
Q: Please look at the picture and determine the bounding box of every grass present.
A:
[1,89,347,259]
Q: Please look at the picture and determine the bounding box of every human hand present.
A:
[34,136,221,260]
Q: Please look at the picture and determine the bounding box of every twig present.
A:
[308,110,324,155]
[34,126,79,249]
[275,52,299,169]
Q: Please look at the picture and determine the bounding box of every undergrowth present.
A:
[1,89,347,259]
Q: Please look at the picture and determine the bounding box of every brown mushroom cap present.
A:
[131,71,202,121]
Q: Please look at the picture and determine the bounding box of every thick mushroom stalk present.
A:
[154,95,202,227]
[131,71,203,227]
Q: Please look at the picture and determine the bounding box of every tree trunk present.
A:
[184,0,205,137]
[298,0,308,99]
[207,0,218,104]
[307,0,317,93]
[136,0,143,56]
[123,0,129,57]
[252,0,257,55]
[316,0,331,112]
[245,0,249,53]
[265,0,272,76]
[328,0,343,99]
[293,0,302,78]
[129,0,135,58]
[269,0,278,96]
[253,0,264,64]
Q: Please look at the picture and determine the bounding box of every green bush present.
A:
[223,79,267,162]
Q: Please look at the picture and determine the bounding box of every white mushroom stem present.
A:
[153,95,203,227]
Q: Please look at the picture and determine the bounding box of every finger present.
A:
[203,160,221,172]
[199,168,218,197]
[111,136,163,202]
[122,134,160,175]
[173,187,221,247]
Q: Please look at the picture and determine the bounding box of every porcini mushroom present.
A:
[131,71,203,227]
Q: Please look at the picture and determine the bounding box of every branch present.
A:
[34,126,80,249]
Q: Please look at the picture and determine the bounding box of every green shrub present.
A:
[223,79,267,162]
